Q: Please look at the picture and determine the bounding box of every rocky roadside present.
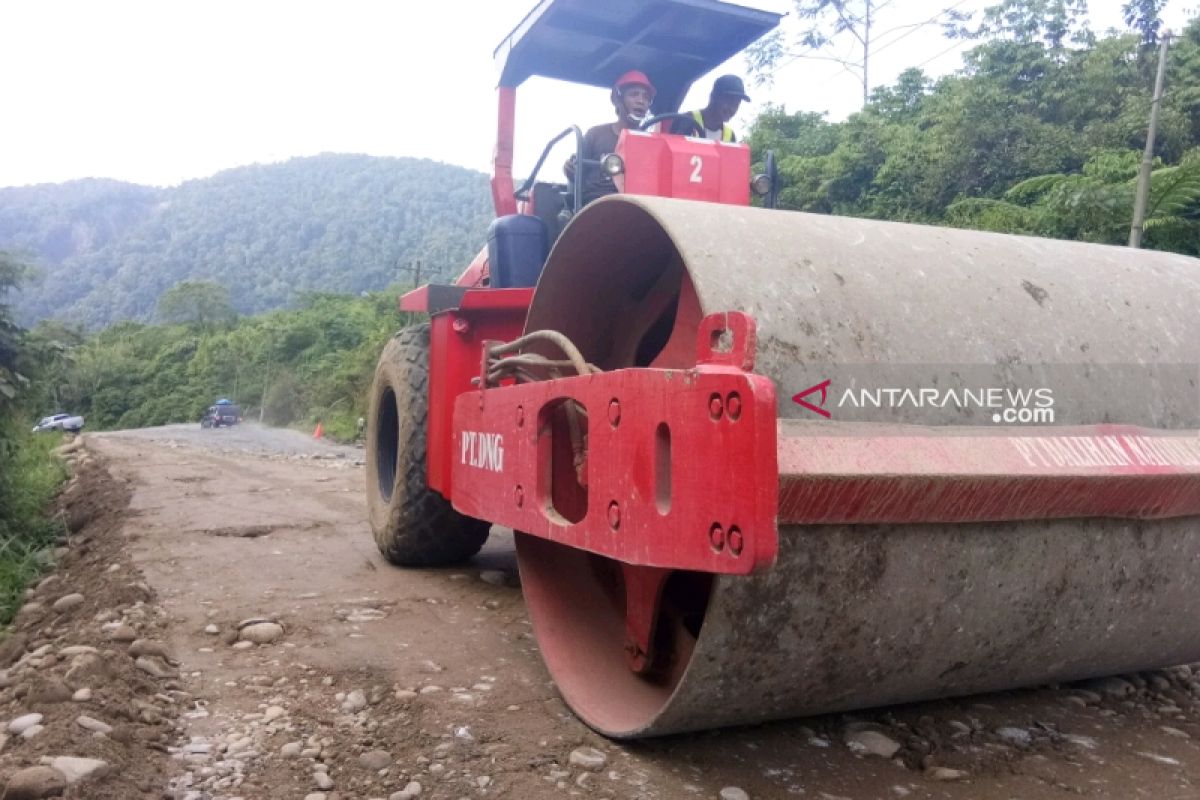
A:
[5,430,1200,800]
[0,437,179,799]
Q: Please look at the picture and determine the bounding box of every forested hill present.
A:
[745,11,1200,254]
[0,154,493,328]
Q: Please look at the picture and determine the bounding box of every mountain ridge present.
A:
[0,153,494,328]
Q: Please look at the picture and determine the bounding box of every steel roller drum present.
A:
[516,195,1200,737]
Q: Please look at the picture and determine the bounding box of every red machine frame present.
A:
[402,65,763,492]
[395,66,774,667]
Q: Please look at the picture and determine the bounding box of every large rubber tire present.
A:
[366,324,490,566]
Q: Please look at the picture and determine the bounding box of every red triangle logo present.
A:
[792,379,832,418]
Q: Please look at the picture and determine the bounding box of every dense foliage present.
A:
[0,253,68,623]
[30,287,411,441]
[0,154,492,328]
[747,7,1200,252]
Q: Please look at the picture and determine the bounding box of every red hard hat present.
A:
[614,70,655,97]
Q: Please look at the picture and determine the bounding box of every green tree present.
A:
[157,281,237,329]
[745,9,1200,240]
[1124,0,1168,45]
[957,0,1093,51]
[0,253,29,404]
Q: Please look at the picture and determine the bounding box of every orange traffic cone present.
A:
[313,421,324,439]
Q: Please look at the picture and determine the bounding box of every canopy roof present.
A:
[494,0,781,111]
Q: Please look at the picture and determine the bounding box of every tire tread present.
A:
[366,324,489,566]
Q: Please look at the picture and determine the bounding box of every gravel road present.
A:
[5,423,1198,799]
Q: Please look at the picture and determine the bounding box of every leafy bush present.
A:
[0,421,66,623]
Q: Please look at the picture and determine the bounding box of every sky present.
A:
[0,0,1193,189]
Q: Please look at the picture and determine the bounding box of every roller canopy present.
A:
[494,0,781,110]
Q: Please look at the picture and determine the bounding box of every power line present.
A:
[913,38,969,70]
[818,16,970,85]
[870,0,975,58]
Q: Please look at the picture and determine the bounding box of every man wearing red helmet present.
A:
[565,70,655,206]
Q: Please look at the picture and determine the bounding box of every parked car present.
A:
[32,413,84,433]
[200,403,242,428]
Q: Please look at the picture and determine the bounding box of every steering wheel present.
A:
[638,112,704,137]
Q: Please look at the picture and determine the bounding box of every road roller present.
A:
[367,0,1200,738]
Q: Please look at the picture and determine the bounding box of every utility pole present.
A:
[396,260,424,326]
[398,259,422,289]
[1130,33,1172,248]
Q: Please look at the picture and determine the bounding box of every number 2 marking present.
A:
[690,155,703,183]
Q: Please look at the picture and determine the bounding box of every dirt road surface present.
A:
[2,422,1199,799]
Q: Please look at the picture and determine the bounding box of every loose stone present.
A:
[3,765,67,799]
[8,713,44,734]
[57,646,97,657]
[75,715,113,735]
[391,781,422,799]
[51,594,85,613]
[341,690,367,712]
[129,639,174,661]
[359,749,392,770]
[239,622,284,644]
[479,570,509,586]
[844,726,902,759]
[42,756,108,785]
[569,746,607,771]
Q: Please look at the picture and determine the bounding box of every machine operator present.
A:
[564,70,656,206]
[669,74,750,142]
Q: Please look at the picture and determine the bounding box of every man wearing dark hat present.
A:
[670,74,751,142]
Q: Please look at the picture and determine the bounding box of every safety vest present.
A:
[691,110,734,142]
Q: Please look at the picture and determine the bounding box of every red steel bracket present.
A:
[451,313,779,575]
